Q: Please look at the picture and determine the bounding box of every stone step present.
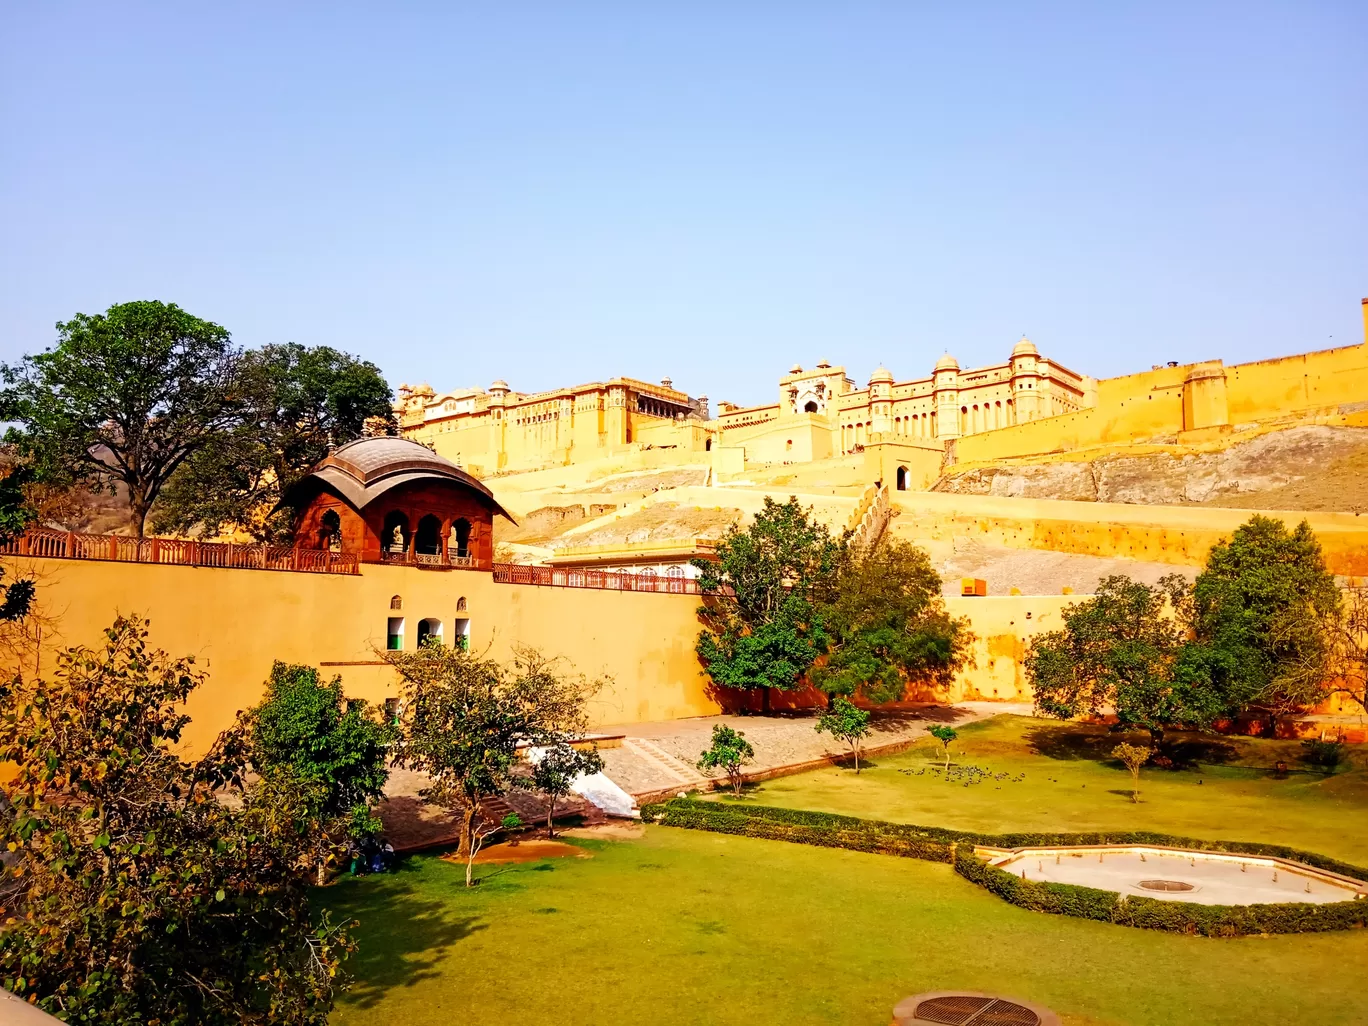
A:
[623,737,705,786]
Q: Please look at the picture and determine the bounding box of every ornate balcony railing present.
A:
[492,563,702,595]
[382,549,481,569]
[0,527,359,574]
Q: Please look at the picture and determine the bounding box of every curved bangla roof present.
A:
[283,437,515,522]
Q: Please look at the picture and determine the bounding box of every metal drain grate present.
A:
[893,991,1059,1026]
[914,995,994,1024]
[914,996,1040,1026]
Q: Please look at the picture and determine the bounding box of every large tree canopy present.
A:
[1,300,240,537]
[155,343,394,539]
[386,644,604,883]
[1028,516,1343,743]
[1183,515,1341,726]
[1026,574,1219,746]
[233,662,394,883]
[812,537,973,704]
[0,617,354,1024]
[692,496,844,706]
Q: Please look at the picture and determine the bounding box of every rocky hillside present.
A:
[934,426,1368,513]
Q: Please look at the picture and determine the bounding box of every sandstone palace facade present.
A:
[397,339,1095,473]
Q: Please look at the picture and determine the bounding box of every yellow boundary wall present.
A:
[954,342,1368,465]
[4,557,1073,755]
[891,492,1368,575]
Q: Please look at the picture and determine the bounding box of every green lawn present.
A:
[325,827,1368,1026]
[731,715,1368,864]
[324,716,1368,1025]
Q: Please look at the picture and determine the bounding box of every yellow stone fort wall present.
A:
[890,492,1368,576]
[3,556,1074,755]
[955,340,1368,465]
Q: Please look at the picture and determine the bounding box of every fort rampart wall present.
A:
[953,341,1368,465]
[3,556,1071,754]
[891,492,1368,576]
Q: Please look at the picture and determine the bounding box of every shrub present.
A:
[1300,736,1345,772]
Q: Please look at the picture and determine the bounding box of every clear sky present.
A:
[2,3,1365,408]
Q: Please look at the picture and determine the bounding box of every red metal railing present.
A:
[1,527,359,575]
[492,563,702,595]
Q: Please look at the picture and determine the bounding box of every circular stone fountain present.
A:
[989,845,1368,905]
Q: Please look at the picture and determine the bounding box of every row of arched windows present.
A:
[958,399,1015,435]
[382,512,472,557]
[892,412,936,439]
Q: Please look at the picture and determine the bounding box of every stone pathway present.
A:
[598,701,1032,800]
[377,702,1031,851]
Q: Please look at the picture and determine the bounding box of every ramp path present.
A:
[596,702,1031,801]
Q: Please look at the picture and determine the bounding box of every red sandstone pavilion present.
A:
[279,437,514,569]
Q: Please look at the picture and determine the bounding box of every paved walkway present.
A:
[377,701,1031,850]
[597,701,1032,799]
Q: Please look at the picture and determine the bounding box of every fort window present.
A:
[896,466,908,490]
[383,697,400,724]
[415,514,443,557]
[453,617,471,651]
[803,400,818,413]
[456,595,467,611]
[382,511,410,555]
[417,618,443,647]
[453,518,472,558]
[390,594,403,610]
[705,438,712,451]
[387,616,405,651]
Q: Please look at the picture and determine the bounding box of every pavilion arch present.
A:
[320,509,342,551]
[803,400,818,413]
[452,518,472,558]
[382,510,410,554]
[415,514,443,556]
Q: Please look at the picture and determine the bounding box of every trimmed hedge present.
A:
[953,848,1368,936]
[641,798,1368,936]
[643,799,955,863]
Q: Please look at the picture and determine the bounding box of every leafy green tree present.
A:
[0,461,36,623]
[1111,742,1152,803]
[928,724,958,773]
[1026,575,1219,747]
[155,344,394,539]
[234,663,394,884]
[1,301,241,537]
[386,644,603,885]
[1184,516,1341,732]
[0,616,354,1024]
[530,742,605,837]
[693,496,844,711]
[697,724,755,796]
[812,537,973,704]
[815,696,873,772]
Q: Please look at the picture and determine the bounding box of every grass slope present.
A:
[325,828,1368,1026]
[735,716,1368,864]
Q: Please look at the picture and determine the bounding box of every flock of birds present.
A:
[898,765,1028,788]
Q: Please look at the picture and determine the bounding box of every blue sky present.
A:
[2,3,1364,408]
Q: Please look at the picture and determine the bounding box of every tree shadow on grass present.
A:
[1025,722,1239,769]
[328,867,487,1011]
